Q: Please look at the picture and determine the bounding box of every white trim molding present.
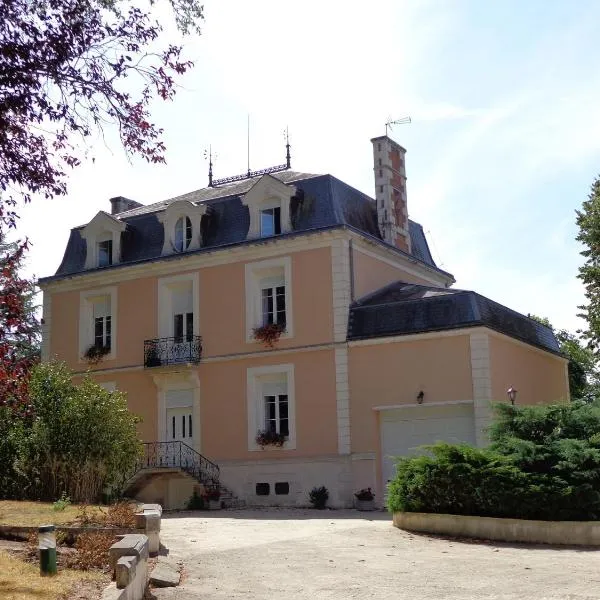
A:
[78,286,118,363]
[335,347,351,454]
[241,174,295,239]
[246,364,296,451]
[80,211,127,270]
[331,238,351,343]
[244,256,293,343]
[157,271,200,339]
[470,332,492,447]
[152,370,201,452]
[157,200,207,256]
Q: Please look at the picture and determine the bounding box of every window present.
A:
[79,288,117,362]
[98,240,113,267]
[261,285,286,326]
[174,312,194,343]
[275,482,289,495]
[256,483,270,496]
[94,314,111,350]
[92,295,111,350]
[264,393,289,437]
[260,207,281,237]
[247,364,295,451]
[245,257,293,342]
[174,216,192,252]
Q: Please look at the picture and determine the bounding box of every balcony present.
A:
[143,336,202,368]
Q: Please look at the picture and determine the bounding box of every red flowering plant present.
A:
[252,323,285,348]
[255,430,286,448]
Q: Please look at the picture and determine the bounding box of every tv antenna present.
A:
[385,116,411,137]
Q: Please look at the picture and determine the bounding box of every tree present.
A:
[0,0,202,412]
[577,176,600,350]
[529,314,599,400]
[0,0,203,223]
[0,235,40,416]
[17,361,142,502]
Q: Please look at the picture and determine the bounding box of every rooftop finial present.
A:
[285,126,291,169]
[385,116,411,137]
[204,145,216,187]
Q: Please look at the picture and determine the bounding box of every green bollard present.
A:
[39,524,57,576]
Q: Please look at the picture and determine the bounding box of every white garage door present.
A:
[381,403,476,484]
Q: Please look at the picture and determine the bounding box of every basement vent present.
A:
[275,482,289,495]
[256,482,270,496]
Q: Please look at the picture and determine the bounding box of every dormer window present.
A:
[158,200,206,256]
[80,212,126,270]
[241,174,295,240]
[260,207,281,237]
[98,239,113,267]
[174,216,192,252]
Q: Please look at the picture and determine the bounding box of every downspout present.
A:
[349,239,355,302]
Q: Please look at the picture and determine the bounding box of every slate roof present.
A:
[348,282,561,355]
[47,171,448,281]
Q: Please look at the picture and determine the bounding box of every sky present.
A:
[17,0,600,333]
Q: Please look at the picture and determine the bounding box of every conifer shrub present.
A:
[387,401,600,521]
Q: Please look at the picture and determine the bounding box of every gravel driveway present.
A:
[153,509,599,600]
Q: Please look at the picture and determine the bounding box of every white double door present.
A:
[165,389,195,466]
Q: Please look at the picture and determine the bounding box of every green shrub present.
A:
[387,401,600,521]
[186,490,205,510]
[309,486,329,509]
[52,491,71,511]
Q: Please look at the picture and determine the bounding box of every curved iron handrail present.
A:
[131,441,220,486]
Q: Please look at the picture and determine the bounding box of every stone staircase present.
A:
[123,441,245,509]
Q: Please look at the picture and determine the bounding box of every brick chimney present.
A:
[371,136,410,252]
[109,196,143,215]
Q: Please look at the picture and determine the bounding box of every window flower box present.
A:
[83,344,110,365]
[252,323,285,348]
[256,429,286,448]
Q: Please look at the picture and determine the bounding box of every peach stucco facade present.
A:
[489,333,569,405]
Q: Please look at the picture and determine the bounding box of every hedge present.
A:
[387,401,600,521]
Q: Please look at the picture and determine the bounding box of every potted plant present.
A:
[83,344,110,365]
[145,342,162,367]
[354,487,376,511]
[255,429,286,448]
[309,486,329,510]
[252,323,285,348]
[203,486,221,510]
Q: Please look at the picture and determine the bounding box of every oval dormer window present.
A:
[174,216,192,252]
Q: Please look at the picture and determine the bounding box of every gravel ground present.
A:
[152,509,600,600]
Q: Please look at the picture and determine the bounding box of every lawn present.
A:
[0,501,104,527]
[0,550,104,600]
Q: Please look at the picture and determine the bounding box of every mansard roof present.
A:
[43,171,449,282]
[347,282,561,355]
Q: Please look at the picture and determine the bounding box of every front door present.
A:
[166,406,193,466]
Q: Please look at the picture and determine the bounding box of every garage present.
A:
[380,402,476,484]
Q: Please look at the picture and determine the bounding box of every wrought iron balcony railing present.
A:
[143,335,202,368]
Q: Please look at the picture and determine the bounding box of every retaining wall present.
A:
[393,512,600,546]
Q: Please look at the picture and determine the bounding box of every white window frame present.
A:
[79,286,117,362]
[247,364,295,451]
[245,256,293,343]
[97,236,113,267]
[157,200,206,256]
[259,203,282,238]
[157,272,199,340]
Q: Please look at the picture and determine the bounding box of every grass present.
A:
[0,501,104,527]
[0,550,103,600]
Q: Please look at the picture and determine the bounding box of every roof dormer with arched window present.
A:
[157,200,207,255]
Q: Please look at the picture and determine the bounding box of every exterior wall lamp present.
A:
[416,390,425,404]
[506,386,517,406]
